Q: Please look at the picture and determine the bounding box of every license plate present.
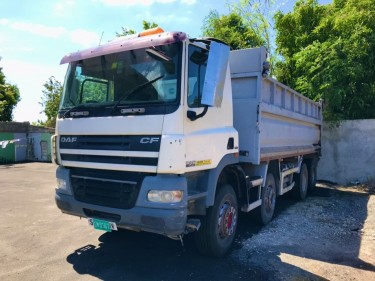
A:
[88,218,118,232]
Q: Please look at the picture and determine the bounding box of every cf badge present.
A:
[140,137,160,144]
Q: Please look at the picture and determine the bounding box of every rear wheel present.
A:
[257,173,277,225]
[194,184,238,257]
[308,159,318,191]
[293,163,308,200]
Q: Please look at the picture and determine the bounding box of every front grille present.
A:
[60,135,160,170]
[70,168,148,209]
[60,135,161,152]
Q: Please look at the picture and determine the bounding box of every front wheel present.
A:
[194,184,238,257]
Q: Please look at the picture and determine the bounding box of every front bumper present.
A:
[55,167,188,236]
[55,192,187,236]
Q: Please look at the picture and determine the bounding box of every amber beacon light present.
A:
[139,27,164,37]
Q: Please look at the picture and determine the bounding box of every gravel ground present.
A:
[231,183,375,281]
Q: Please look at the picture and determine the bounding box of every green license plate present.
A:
[88,218,117,232]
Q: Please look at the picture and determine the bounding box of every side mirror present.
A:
[201,41,230,107]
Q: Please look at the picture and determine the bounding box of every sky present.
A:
[0,0,331,123]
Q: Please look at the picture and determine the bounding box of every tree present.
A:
[116,20,158,37]
[201,10,265,50]
[201,1,276,74]
[115,27,136,37]
[141,20,158,30]
[274,0,328,90]
[275,0,375,120]
[0,64,20,121]
[39,76,62,128]
[230,0,275,55]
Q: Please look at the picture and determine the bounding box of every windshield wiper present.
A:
[111,75,164,114]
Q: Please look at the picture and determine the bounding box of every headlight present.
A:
[147,190,183,203]
[56,178,72,195]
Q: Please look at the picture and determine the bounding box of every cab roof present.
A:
[60,31,187,64]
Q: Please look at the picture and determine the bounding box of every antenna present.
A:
[98,31,104,46]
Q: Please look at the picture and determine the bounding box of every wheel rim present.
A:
[217,201,237,239]
[264,184,276,214]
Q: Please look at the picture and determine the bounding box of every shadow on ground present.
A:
[67,228,273,281]
[67,184,373,281]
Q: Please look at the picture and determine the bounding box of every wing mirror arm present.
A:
[187,106,208,121]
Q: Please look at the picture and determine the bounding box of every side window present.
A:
[81,79,109,103]
[66,65,112,105]
[188,45,208,108]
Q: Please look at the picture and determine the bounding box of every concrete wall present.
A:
[318,119,375,185]
[14,133,27,162]
[0,122,54,164]
[29,132,52,162]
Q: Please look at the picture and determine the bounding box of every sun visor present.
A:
[60,31,187,64]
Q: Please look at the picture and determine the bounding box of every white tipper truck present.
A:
[53,28,322,257]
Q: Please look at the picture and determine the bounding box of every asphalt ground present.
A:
[0,162,374,281]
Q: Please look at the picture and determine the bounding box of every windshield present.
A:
[59,42,182,117]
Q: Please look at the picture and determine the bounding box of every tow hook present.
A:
[185,218,201,232]
[167,219,201,247]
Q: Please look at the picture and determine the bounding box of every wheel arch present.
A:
[217,165,247,207]
[205,154,240,207]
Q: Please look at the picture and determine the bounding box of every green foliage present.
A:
[201,10,265,50]
[274,0,327,89]
[115,27,136,37]
[230,0,274,53]
[0,66,20,121]
[80,79,108,103]
[141,20,158,30]
[275,0,375,120]
[116,20,158,37]
[202,1,276,74]
[40,76,62,128]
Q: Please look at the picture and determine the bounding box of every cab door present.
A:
[183,42,237,172]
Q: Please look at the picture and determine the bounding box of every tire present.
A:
[257,173,277,225]
[194,184,238,257]
[308,159,318,191]
[293,163,308,200]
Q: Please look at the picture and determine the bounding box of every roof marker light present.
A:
[139,27,164,37]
